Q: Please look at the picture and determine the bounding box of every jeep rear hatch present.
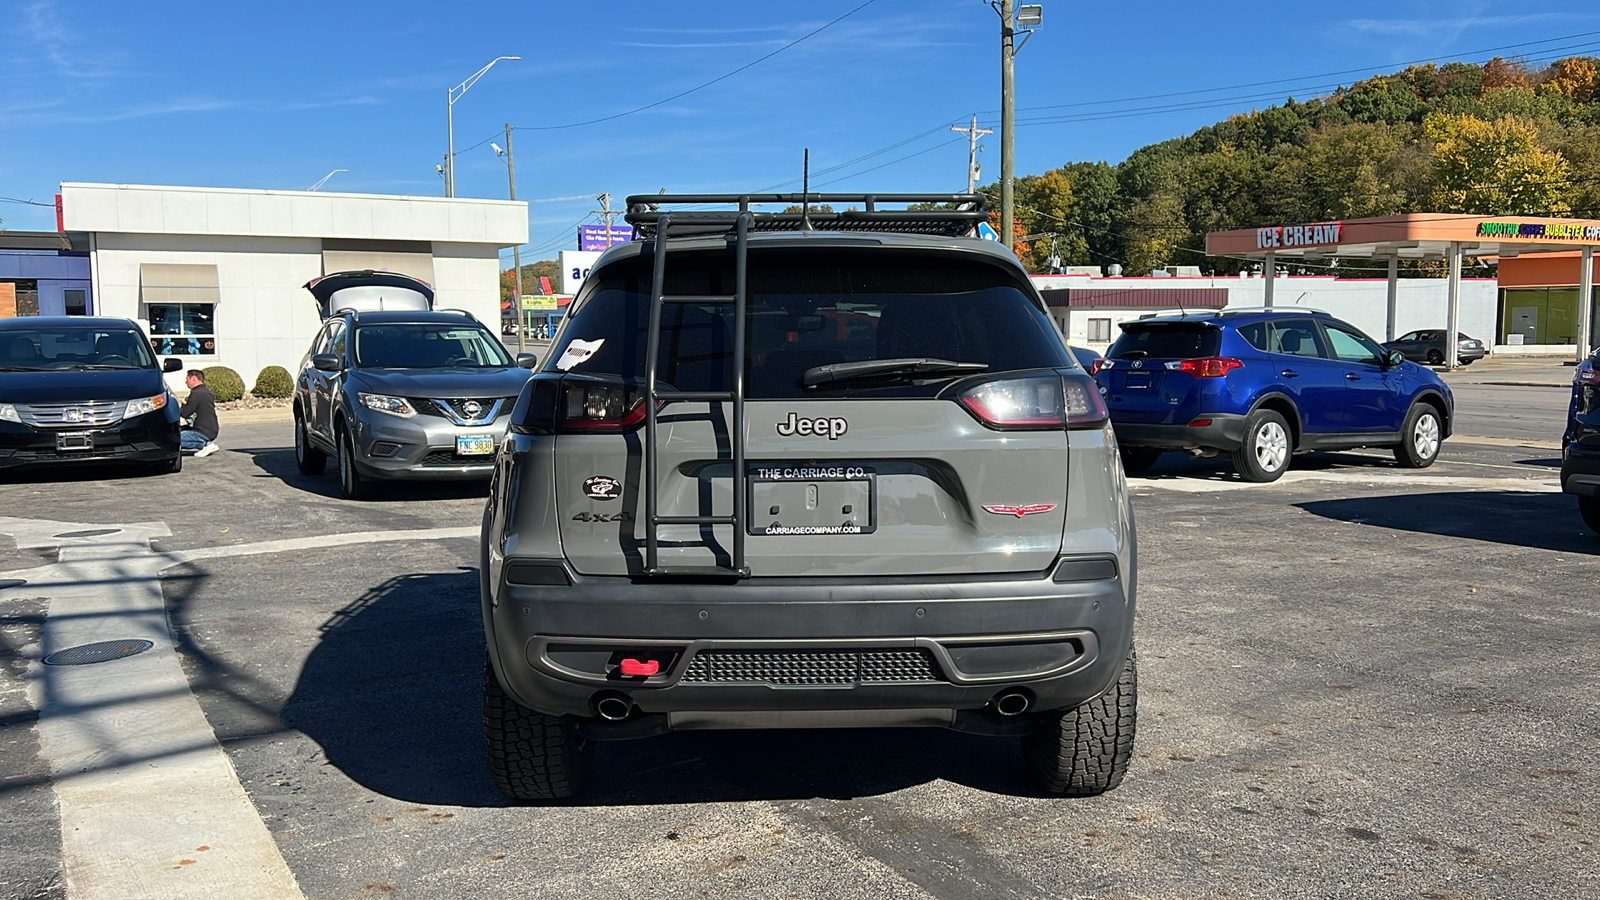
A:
[536,247,1101,578]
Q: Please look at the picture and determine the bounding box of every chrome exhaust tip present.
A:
[993,689,1031,717]
[594,694,633,722]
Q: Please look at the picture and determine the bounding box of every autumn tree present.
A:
[1424,113,1571,215]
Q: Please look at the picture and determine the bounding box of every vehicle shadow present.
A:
[281,569,1035,808]
[1130,448,1400,483]
[1295,490,1599,554]
[233,446,489,502]
[0,461,165,486]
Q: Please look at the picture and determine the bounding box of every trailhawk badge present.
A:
[983,504,1058,518]
[776,412,848,440]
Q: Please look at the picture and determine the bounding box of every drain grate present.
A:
[0,579,26,590]
[53,528,121,538]
[44,639,154,666]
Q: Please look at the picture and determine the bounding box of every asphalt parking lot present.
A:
[1,361,1596,900]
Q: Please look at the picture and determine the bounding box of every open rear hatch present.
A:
[537,246,1101,578]
[304,270,435,317]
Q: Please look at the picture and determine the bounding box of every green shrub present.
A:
[251,365,294,398]
[201,365,245,403]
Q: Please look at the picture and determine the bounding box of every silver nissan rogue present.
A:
[481,194,1137,799]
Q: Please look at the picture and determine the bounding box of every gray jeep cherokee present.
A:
[481,194,1137,799]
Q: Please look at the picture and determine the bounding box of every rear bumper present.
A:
[1561,440,1600,497]
[0,414,180,469]
[1111,413,1248,451]
[485,558,1135,733]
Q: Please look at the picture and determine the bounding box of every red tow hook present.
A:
[619,658,660,677]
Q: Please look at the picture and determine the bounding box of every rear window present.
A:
[545,249,1070,398]
[1107,324,1220,360]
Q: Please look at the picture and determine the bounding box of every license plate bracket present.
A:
[1124,372,1152,389]
[56,432,94,452]
[456,435,495,456]
[748,465,876,536]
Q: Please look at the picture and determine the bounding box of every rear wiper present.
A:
[802,357,989,389]
[1118,351,1148,359]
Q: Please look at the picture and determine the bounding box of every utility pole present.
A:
[950,114,992,193]
[999,0,1015,252]
[502,123,525,358]
[590,193,617,247]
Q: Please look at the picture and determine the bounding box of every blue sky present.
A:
[3,0,1597,264]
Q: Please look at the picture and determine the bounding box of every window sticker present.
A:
[555,338,604,371]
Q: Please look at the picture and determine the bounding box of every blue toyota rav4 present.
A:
[1091,308,1454,482]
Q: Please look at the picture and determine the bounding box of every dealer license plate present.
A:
[56,432,94,452]
[456,435,495,456]
[747,464,876,536]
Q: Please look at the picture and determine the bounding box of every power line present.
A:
[515,0,879,132]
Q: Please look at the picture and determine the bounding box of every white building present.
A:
[1032,271,1501,354]
[60,183,527,391]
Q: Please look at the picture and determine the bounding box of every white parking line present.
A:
[0,518,476,900]
[1132,470,1562,493]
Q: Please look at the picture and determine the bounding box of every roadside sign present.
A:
[976,221,1000,242]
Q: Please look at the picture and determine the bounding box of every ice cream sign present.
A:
[1477,221,1600,241]
[1255,221,1343,249]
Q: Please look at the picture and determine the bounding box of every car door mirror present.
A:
[311,352,343,372]
[162,357,184,373]
[515,353,539,369]
[1386,349,1405,368]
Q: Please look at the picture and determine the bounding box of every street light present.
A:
[446,55,520,198]
[992,1,1041,254]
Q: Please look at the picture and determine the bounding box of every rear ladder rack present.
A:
[642,212,751,578]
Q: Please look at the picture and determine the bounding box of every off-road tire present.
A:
[336,424,369,501]
[295,409,327,475]
[1119,446,1164,475]
[1231,408,1292,483]
[1579,497,1600,535]
[483,658,592,800]
[1394,402,1443,469]
[1022,646,1137,796]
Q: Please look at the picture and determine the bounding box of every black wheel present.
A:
[1022,645,1137,796]
[294,409,327,475]
[1394,403,1443,469]
[1119,446,1164,475]
[483,657,592,800]
[1579,497,1600,535]
[336,424,369,501]
[1230,408,1292,483]
[1425,349,1443,365]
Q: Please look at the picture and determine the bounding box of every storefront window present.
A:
[148,303,216,355]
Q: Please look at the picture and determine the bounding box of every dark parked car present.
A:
[292,271,538,499]
[1091,309,1454,482]
[1561,350,1600,533]
[1385,330,1487,366]
[0,317,183,474]
[482,193,1137,801]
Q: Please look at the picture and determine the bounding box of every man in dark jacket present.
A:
[179,369,220,458]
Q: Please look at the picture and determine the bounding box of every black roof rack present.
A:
[623,193,987,239]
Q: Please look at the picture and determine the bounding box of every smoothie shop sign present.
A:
[1477,221,1600,241]
[1255,221,1343,249]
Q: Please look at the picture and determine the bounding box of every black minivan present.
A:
[0,317,184,474]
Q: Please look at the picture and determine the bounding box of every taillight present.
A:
[512,378,645,435]
[1164,356,1243,378]
[1577,367,1600,386]
[957,373,1106,430]
[1089,358,1113,376]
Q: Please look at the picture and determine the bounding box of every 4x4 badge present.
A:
[983,504,1057,518]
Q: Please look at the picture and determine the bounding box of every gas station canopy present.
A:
[1206,214,1600,366]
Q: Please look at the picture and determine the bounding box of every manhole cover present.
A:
[43,640,154,666]
[0,579,26,590]
[53,528,121,538]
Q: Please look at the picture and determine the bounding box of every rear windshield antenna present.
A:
[801,148,812,232]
